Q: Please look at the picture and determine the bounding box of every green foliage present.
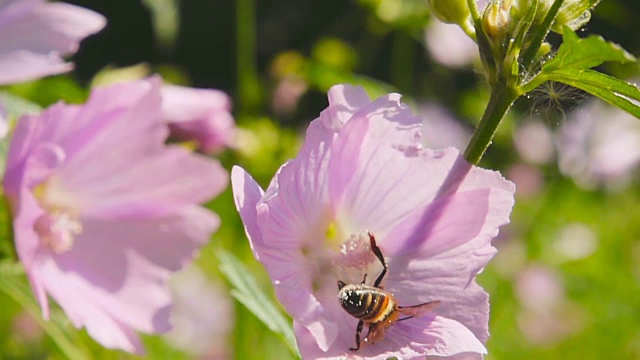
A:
[217,250,300,358]
[542,27,635,71]
[523,27,640,117]
[0,268,91,360]
[0,0,639,359]
[551,0,601,32]
[539,69,640,117]
[0,91,42,119]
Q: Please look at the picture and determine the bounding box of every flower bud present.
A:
[426,0,471,26]
[482,0,511,43]
[538,42,552,57]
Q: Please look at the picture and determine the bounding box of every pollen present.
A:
[34,210,83,254]
[337,233,376,270]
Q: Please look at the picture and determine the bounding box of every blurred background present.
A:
[1,0,640,359]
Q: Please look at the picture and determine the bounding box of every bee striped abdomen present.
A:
[339,284,395,323]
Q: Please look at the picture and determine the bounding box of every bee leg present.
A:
[349,320,364,351]
[361,273,367,285]
[368,232,387,288]
[397,316,414,322]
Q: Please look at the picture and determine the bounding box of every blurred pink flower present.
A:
[515,265,564,313]
[232,84,515,359]
[513,120,555,165]
[166,266,234,359]
[557,100,640,189]
[2,77,228,353]
[424,0,489,68]
[0,0,105,85]
[515,265,584,345]
[506,163,544,198]
[12,311,44,343]
[424,21,479,68]
[271,76,308,116]
[419,102,471,150]
[161,84,235,154]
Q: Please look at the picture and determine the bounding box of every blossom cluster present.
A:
[0,0,529,359]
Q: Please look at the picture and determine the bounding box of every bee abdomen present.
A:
[339,286,393,323]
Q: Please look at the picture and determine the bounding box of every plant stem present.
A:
[236,0,261,114]
[463,87,519,164]
[519,0,565,71]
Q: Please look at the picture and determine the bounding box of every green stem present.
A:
[0,192,17,261]
[390,31,415,91]
[460,17,477,41]
[463,87,519,164]
[519,0,565,71]
[467,0,497,86]
[236,0,262,114]
[466,0,481,22]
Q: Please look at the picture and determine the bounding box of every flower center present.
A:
[34,210,83,254]
[336,233,375,271]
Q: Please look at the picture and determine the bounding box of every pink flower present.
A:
[556,99,640,189]
[232,84,515,359]
[161,84,235,154]
[513,120,554,165]
[2,77,228,353]
[0,0,105,85]
[418,102,471,150]
[166,266,234,359]
[424,21,479,68]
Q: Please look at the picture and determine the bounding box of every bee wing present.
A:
[397,300,441,318]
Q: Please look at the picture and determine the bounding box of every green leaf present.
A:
[552,0,600,32]
[217,250,300,358]
[0,267,90,360]
[0,91,42,120]
[543,68,640,118]
[542,27,636,72]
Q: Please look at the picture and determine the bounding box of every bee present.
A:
[337,232,441,351]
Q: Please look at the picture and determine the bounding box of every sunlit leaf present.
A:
[543,69,640,118]
[552,0,601,32]
[543,27,636,72]
[217,250,300,358]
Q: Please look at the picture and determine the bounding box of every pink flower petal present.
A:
[36,79,228,217]
[32,206,217,353]
[0,51,72,85]
[61,147,227,218]
[231,166,265,255]
[11,189,50,317]
[296,312,486,359]
[328,92,423,215]
[0,0,106,84]
[161,85,235,153]
[161,85,230,121]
